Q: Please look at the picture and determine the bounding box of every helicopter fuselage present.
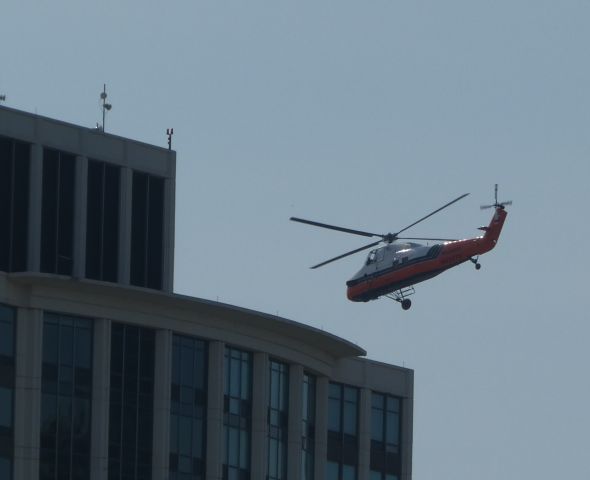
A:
[346,206,507,302]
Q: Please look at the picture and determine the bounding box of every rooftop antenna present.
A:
[100,84,112,132]
[167,128,174,150]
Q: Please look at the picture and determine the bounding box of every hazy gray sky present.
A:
[3,1,590,478]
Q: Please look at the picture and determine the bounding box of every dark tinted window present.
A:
[302,373,316,480]
[0,305,15,480]
[40,312,93,480]
[108,323,155,480]
[370,393,402,478]
[327,383,359,480]
[130,172,164,290]
[0,136,30,272]
[223,347,252,480]
[41,149,75,275]
[170,335,208,480]
[268,361,288,480]
[86,160,120,282]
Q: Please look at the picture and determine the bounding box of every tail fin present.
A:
[480,207,507,252]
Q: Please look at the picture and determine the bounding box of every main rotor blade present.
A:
[290,217,381,238]
[311,240,381,269]
[397,237,457,241]
[394,193,469,237]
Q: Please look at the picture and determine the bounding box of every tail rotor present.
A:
[480,184,512,210]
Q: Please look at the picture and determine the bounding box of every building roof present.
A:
[4,272,367,362]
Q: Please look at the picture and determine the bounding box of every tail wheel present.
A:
[401,299,412,310]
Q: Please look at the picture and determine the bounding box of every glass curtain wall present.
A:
[86,160,120,282]
[0,305,15,480]
[40,313,93,480]
[268,361,288,480]
[0,136,30,273]
[370,393,402,480]
[130,171,164,290]
[108,324,155,480]
[327,383,359,480]
[169,335,208,480]
[41,149,76,275]
[301,373,316,480]
[223,347,252,480]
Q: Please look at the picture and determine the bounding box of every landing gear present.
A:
[385,286,415,311]
[470,257,481,270]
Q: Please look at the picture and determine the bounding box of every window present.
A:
[130,171,164,290]
[370,472,398,480]
[327,383,359,480]
[86,160,120,282]
[40,312,93,480]
[366,251,377,265]
[268,361,288,480]
[108,324,155,480]
[223,347,252,480]
[170,335,208,480]
[0,136,30,272]
[0,305,15,480]
[41,149,76,275]
[370,393,402,479]
[301,373,316,480]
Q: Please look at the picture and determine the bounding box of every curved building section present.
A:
[0,105,413,480]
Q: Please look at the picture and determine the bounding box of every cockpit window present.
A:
[366,250,377,265]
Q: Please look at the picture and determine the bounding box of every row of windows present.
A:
[0,139,166,290]
[0,308,404,480]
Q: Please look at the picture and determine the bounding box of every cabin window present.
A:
[366,251,377,265]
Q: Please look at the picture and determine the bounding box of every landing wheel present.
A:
[401,299,412,310]
[475,263,481,270]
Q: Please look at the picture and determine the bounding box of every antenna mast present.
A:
[167,128,174,150]
[100,84,112,132]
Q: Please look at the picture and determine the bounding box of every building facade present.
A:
[0,105,413,480]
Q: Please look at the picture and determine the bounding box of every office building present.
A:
[0,105,413,480]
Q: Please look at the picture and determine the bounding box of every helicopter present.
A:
[291,185,511,310]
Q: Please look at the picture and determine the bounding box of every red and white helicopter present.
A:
[291,186,510,310]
